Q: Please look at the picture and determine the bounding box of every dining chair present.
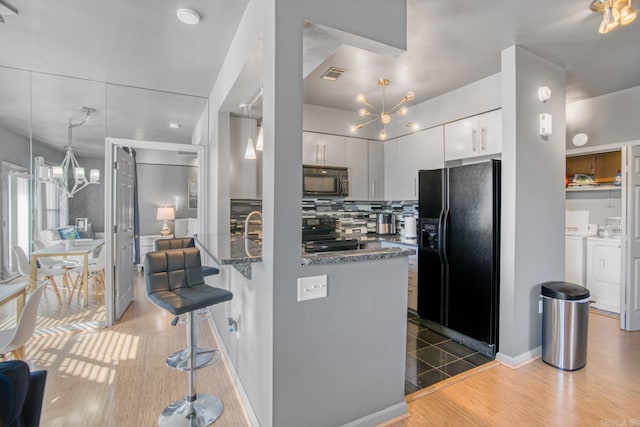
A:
[67,251,105,304]
[12,246,71,306]
[0,284,46,360]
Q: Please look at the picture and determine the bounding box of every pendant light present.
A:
[243,105,256,160]
[255,124,264,151]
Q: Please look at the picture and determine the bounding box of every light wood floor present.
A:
[392,311,640,426]
[23,271,250,426]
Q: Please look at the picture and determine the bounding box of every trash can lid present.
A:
[541,281,590,300]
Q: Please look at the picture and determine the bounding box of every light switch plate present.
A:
[297,275,328,302]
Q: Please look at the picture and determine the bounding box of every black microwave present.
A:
[303,165,349,197]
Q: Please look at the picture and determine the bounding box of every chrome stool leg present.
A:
[159,311,223,426]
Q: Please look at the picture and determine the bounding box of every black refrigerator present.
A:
[417,160,500,355]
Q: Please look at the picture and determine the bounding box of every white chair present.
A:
[0,284,46,360]
[12,246,73,306]
[68,250,105,304]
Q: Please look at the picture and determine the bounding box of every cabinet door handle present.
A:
[472,129,478,152]
[372,180,375,198]
[600,259,605,270]
[315,144,321,164]
[414,177,417,197]
[323,145,328,164]
[480,127,486,151]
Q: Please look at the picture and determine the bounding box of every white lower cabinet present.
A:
[586,237,621,313]
[382,241,418,311]
[137,234,173,267]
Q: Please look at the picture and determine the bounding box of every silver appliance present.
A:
[376,213,396,235]
[303,165,349,197]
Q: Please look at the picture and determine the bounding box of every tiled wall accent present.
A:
[230,199,418,236]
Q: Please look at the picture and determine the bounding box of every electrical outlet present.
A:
[297,275,328,302]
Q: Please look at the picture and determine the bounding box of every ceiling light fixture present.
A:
[240,86,264,157]
[176,8,201,25]
[169,122,181,129]
[240,104,256,160]
[350,78,417,140]
[0,0,19,23]
[39,107,100,198]
[591,0,637,34]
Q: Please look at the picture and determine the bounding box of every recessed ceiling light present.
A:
[177,8,200,25]
[169,122,181,129]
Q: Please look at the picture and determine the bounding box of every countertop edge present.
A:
[301,247,415,265]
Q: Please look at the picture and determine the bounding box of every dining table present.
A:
[30,239,105,307]
[0,280,29,359]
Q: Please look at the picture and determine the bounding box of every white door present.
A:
[322,134,346,166]
[114,147,135,320]
[368,140,385,201]
[623,145,640,330]
[302,132,322,165]
[444,116,478,161]
[383,138,398,200]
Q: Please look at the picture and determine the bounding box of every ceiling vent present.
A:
[321,67,347,81]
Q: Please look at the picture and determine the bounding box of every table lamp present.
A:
[157,207,175,236]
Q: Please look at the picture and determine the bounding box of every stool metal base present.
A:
[166,348,220,371]
[158,393,223,427]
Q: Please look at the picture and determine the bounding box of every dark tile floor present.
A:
[405,312,494,395]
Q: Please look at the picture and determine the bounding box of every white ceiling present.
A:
[1,0,640,157]
[304,0,640,112]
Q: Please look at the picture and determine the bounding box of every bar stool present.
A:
[154,238,220,277]
[145,247,232,426]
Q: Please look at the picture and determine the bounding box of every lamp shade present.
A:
[156,207,175,221]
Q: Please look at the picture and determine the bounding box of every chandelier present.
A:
[39,107,100,198]
[591,0,637,34]
[350,78,417,140]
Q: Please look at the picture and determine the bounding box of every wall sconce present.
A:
[538,86,552,103]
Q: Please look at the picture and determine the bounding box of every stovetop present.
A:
[304,239,360,253]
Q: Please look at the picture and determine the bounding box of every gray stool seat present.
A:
[154,237,221,278]
[148,284,231,315]
[145,247,232,426]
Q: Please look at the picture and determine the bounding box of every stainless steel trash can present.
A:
[541,281,590,371]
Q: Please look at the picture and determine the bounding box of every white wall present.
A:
[499,46,566,364]
[567,85,640,148]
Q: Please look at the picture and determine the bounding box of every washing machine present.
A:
[586,236,622,313]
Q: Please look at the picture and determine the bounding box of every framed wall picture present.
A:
[188,180,198,210]
[75,218,88,231]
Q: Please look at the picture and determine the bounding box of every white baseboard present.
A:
[207,316,260,427]
[342,401,408,427]
[496,346,542,368]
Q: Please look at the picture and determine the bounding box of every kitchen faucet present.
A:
[244,211,263,240]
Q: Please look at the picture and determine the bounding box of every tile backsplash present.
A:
[230,199,418,236]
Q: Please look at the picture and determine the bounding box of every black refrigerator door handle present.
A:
[441,209,449,265]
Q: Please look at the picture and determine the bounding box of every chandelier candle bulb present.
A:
[90,169,100,183]
[74,167,85,181]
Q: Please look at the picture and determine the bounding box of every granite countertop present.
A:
[344,233,419,248]
[195,234,262,265]
[301,246,416,265]
[194,233,417,276]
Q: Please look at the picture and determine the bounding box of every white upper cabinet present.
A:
[345,137,369,200]
[444,109,502,161]
[384,138,399,200]
[302,131,346,166]
[394,126,444,200]
[368,140,385,201]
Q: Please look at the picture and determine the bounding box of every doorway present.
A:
[103,138,206,326]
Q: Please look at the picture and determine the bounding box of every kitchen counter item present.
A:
[376,213,396,235]
[404,217,417,238]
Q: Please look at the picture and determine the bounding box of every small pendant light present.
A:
[244,106,256,160]
[255,124,264,151]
